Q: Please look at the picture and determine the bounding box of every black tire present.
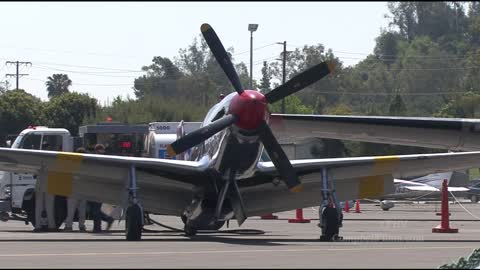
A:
[320,206,340,241]
[125,204,143,241]
[471,195,478,203]
[23,193,67,229]
[184,224,197,237]
[210,220,225,231]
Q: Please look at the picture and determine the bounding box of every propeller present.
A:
[265,61,335,104]
[167,114,236,157]
[168,23,335,192]
[201,23,244,95]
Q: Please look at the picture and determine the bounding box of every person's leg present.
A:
[78,199,87,231]
[91,202,101,232]
[45,193,56,230]
[64,197,76,230]
[34,190,44,231]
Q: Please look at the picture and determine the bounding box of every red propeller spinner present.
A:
[229,90,268,130]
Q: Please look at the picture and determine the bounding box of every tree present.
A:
[133,56,183,99]
[388,93,407,116]
[0,89,45,140]
[259,61,272,94]
[46,74,72,98]
[42,92,98,136]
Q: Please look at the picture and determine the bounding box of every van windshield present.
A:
[17,134,41,150]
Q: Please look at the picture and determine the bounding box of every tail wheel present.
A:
[125,204,143,241]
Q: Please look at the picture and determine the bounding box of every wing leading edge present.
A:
[242,151,480,216]
[0,148,210,216]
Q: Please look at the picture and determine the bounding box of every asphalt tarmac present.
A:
[0,201,479,268]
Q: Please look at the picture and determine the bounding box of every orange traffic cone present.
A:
[432,179,458,233]
[344,200,350,213]
[354,200,361,213]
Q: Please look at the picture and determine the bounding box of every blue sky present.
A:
[0,2,391,104]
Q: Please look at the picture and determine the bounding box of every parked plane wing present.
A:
[244,151,480,216]
[0,148,210,216]
[270,114,480,151]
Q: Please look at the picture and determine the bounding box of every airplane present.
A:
[2,23,480,241]
[371,171,470,210]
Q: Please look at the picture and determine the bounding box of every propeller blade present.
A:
[201,23,244,95]
[257,120,302,192]
[265,60,336,104]
[167,114,237,156]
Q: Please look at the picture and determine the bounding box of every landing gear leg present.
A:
[125,165,143,241]
[318,168,343,241]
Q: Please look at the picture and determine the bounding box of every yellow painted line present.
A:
[0,246,475,257]
[47,152,84,197]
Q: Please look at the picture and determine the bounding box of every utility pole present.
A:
[277,41,288,113]
[5,61,32,90]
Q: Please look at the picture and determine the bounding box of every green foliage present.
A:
[259,61,272,94]
[46,74,72,98]
[96,95,208,124]
[435,92,480,118]
[268,95,314,114]
[0,89,45,139]
[42,92,98,136]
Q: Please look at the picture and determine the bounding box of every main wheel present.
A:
[320,206,340,241]
[184,224,197,237]
[471,195,478,203]
[125,204,143,241]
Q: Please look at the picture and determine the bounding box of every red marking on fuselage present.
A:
[229,90,267,130]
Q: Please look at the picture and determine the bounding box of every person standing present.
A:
[90,144,114,233]
[64,147,88,232]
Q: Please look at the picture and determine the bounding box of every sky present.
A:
[0,2,391,105]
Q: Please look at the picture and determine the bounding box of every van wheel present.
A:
[471,195,478,203]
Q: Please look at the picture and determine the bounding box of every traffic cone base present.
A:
[261,213,278,219]
[432,225,458,233]
[288,208,311,223]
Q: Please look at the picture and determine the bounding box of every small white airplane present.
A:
[374,172,469,210]
[1,24,480,242]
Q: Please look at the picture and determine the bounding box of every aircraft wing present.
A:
[0,148,210,216]
[243,151,480,216]
[269,114,480,151]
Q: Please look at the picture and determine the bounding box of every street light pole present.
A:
[248,24,258,89]
[276,41,288,113]
[281,41,287,114]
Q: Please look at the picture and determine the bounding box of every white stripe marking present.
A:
[0,246,474,257]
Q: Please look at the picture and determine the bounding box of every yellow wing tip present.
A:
[201,23,211,32]
[327,61,336,73]
[290,184,303,193]
[166,145,177,157]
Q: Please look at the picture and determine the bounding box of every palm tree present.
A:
[46,74,72,98]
